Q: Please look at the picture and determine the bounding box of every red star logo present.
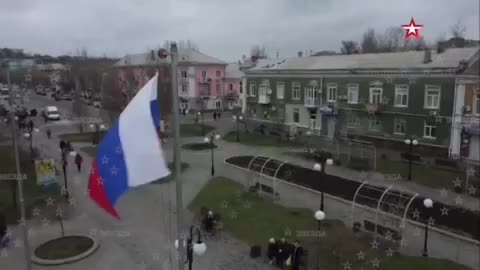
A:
[401,17,423,39]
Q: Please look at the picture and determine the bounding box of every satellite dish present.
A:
[157,49,169,59]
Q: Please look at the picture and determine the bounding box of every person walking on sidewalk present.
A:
[59,140,66,152]
[75,153,83,172]
[46,128,51,139]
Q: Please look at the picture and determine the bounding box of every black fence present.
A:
[226,155,480,241]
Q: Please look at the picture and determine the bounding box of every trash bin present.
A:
[250,245,261,258]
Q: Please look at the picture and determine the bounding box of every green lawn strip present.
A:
[0,145,62,224]
[375,158,464,190]
[150,162,190,184]
[59,131,107,143]
[188,177,470,270]
[222,131,295,147]
[180,124,215,137]
[34,236,94,260]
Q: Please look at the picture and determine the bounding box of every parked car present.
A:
[42,106,60,121]
[93,100,101,108]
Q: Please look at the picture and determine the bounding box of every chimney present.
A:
[423,48,432,64]
[298,51,303,58]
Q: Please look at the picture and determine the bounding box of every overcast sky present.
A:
[1,0,478,61]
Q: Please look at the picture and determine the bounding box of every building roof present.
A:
[114,48,226,67]
[225,63,245,79]
[246,47,480,73]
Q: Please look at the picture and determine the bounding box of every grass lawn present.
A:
[189,177,471,270]
[150,162,190,184]
[222,131,296,147]
[375,158,465,190]
[180,124,215,137]
[0,146,62,224]
[59,131,107,144]
[34,235,94,260]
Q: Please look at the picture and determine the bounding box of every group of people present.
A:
[59,140,83,172]
[267,238,304,270]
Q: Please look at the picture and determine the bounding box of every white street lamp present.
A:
[174,239,186,249]
[423,198,433,208]
[326,158,334,165]
[193,242,207,256]
[313,163,322,171]
[89,124,95,129]
[33,128,40,133]
[23,133,30,138]
[214,134,221,140]
[69,151,77,157]
[100,124,106,130]
[314,210,325,221]
[203,137,210,143]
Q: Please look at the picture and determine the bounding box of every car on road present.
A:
[42,106,61,121]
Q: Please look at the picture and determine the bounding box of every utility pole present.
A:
[5,61,33,270]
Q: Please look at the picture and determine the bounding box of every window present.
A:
[229,84,233,91]
[368,116,381,131]
[424,85,441,109]
[347,117,360,128]
[292,82,301,100]
[327,83,337,102]
[369,87,383,104]
[293,108,300,123]
[216,84,221,95]
[202,85,210,96]
[201,70,207,78]
[181,85,188,94]
[181,70,187,78]
[216,101,221,109]
[424,122,437,138]
[239,81,243,94]
[394,85,409,107]
[259,85,268,97]
[394,118,406,134]
[347,84,359,104]
[216,70,221,77]
[249,83,256,97]
[277,82,285,99]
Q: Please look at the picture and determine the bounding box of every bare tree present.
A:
[250,45,268,61]
[340,40,359,54]
[405,36,427,51]
[361,28,378,53]
[162,40,199,51]
[81,47,88,59]
[451,20,467,39]
[377,26,405,52]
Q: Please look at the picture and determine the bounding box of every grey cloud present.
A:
[0,0,478,61]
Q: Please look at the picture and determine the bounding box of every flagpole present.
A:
[169,43,185,270]
[4,61,33,270]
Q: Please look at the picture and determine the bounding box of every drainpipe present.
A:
[319,76,323,133]
[450,78,459,159]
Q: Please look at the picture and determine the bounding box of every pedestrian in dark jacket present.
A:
[291,240,304,270]
[276,238,288,268]
[28,119,34,132]
[266,237,277,265]
[46,128,51,139]
[59,140,66,152]
[213,112,217,120]
[75,153,83,172]
[0,213,9,248]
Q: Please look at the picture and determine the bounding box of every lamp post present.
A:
[232,115,243,142]
[204,133,221,176]
[175,225,207,270]
[422,198,433,257]
[314,210,325,231]
[313,158,333,211]
[305,130,313,154]
[404,137,418,181]
[24,128,40,158]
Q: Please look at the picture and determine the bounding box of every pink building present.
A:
[114,48,240,113]
[223,63,244,111]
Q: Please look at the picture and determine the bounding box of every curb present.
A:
[31,236,100,266]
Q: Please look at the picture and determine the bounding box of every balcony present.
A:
[258,95,270,104]
[224,92,238,100]
[199,77,211,84]
[304,97,319,108]
[365,103,383,114]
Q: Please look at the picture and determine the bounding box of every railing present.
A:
[304,97,318,107]
[258,95,270,104]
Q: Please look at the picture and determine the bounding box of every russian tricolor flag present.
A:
[88,73,170,219]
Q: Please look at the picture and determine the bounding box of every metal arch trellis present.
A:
[272,161,288,201]
[351,182,417,240]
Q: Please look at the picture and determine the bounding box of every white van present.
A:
[43,106,60,121]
